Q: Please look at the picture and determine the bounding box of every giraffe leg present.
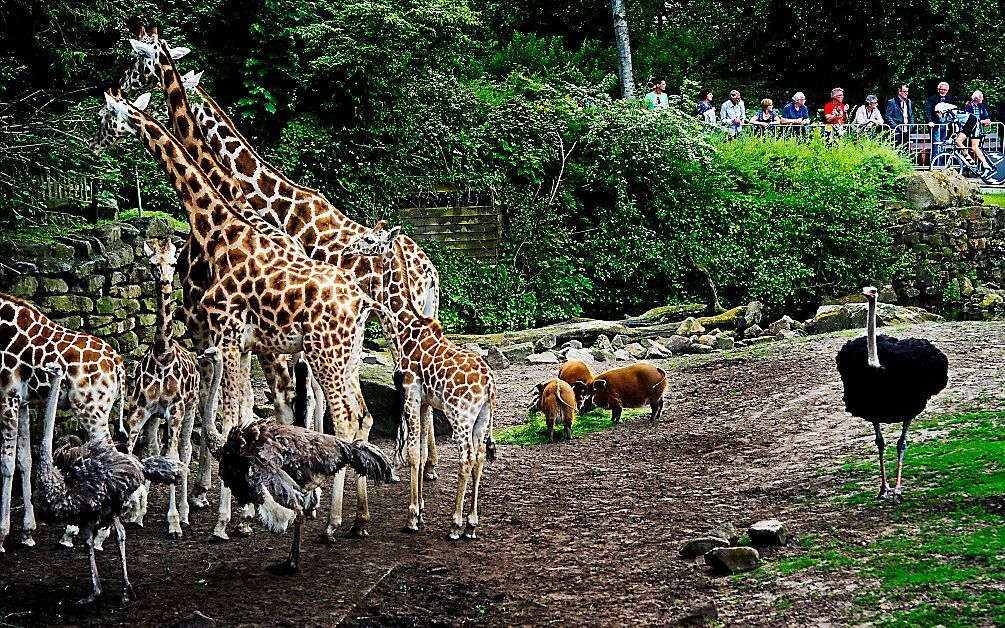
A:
[259,353,295,425]
[128,408,157,529]
[164,399,186,539]
[401,391,423,534]
[449,430,474,541]
[0,396,18,554]
[16,403,35,547]
[464,401,492,540]
[78,527,103,606]
[190,349,216,510]
[212,344,244,541]
[113,518,136,604]
[422,404,438,481]
[325,468,346,543]
[418,406,433,523]
[178,395,197,529]
[347,418,374,538]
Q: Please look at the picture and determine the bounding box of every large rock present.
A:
[765,315,795,336]
[534,333,558,352]
[807,302,943,334]
[661,335,692,354]
[705,547,760,574]
[715,335,735,350]
[748,520,790,546]
[625,342,648,359]
[904,169,981,210]
[564,348,594,363]
[679,537,730,559]
[676,317,706,336]
[624,302,706,327]
[708,522,739,544]
[527,351,560,364]
[594,334,612,350]
[485,345,510,370]
[591,348,614,362]
[696,306,744,329]
[359,362,449,437]
[501,342,535,363]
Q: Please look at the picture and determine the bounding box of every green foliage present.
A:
[494,406,648,446]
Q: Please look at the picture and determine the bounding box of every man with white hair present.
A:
[780,92,810,134]
[925,81,956,162]
[720,90,746,136]
[965,91,991,127]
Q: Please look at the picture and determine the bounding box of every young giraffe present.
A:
[343,227,497,539]
[0,292,126,552]
[91,91,384,542]
[118,35,299,511]
[123,32,442,481]
[123,238,200,538]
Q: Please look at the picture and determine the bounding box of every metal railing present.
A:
[695,119,1005,170]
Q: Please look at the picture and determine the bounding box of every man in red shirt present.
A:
[824,87,849,125]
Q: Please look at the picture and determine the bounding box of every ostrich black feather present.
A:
[836,334,949,423]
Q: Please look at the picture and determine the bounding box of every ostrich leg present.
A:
[892,420,911,504]
[79,527,104,606]
[268,512,305,575]
[113,518,136,603]
[873,422,890,499]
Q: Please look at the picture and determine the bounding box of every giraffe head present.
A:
[119,33,190,92]
[143,238,179,295]
[90,90,151,154]
[342,221,402,258]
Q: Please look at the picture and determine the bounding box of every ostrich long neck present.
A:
[40,371,64,477]
[866,297,880,368]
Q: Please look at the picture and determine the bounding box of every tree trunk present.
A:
[611,0,635,99]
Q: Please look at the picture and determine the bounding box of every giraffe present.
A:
[123,238,200,538]
[342,227,497,540]
[91,90,385,541]
[182,69,444,482]
[0,292,126,552]
[122,30,443,480]
[118,34,300,510]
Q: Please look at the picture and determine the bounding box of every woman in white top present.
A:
[854,95,884,128]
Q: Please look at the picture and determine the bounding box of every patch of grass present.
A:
[2,212,88,242]
[493,406,648,445]
[764,410,1005,626]
[117,208,188,231]
[982,192,1005,207]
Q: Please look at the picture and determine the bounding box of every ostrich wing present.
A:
[877,336,949,399]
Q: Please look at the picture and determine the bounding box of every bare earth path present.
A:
[1,322,1003,626]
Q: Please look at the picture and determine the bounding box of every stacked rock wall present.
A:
[0,218,187,361]
[887,201,1005,317]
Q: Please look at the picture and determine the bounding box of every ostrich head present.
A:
[862,286,878,301]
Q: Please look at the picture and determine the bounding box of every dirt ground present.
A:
[1,321,1003,627]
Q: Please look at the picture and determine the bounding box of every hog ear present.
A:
[572,381,586,394]
[593,379,608,390]
[535,382,547,393]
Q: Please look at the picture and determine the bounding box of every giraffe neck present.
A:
[157,42,245,209]
[131,106,306,258]
[192,87,368,253]
[153,286,174,357]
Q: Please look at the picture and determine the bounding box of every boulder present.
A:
[743,301,764,326]
[501,342,535,363]
[485,345,510,370]
[359,362,449,437]
[564,348,594,363]
[679,536,730,559]
[662,335,692,354]
[534,333,558,352]
[697,334,716,347]
[591,348,614,362]
[743,324,763,339]
[623,302,706,327]
[715,335,735,350]
[704,547,760,574]
[748,519,790,546]
[904,169,981,210]
[613,349,632,361]
[707,522,739,544]
[807,302,944,334]
[696,306,745,329]
[676,317,706,336]
[625,342,648,359]
[690,344,714,354]
[611,334,626,350]
[527,351,560,364]
[765,315,794,336]
[594,334,612,350]
[562,339,583,350]
[462,342,487,357]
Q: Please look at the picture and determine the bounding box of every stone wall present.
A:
[888,202,1005,317]
[0,218,187,361]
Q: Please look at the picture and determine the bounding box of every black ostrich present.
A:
[33,364,182,606]
[211,358,394,573]
[835,286,949,504]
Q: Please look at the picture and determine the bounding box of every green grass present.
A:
[982,192,1005,207]
[494,406,649,445]
[116,208,188,231]
[744,411,1005,626]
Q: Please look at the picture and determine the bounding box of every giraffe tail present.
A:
[485,383,497,463]
[392,369,408,467]
[116,359,128,442]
